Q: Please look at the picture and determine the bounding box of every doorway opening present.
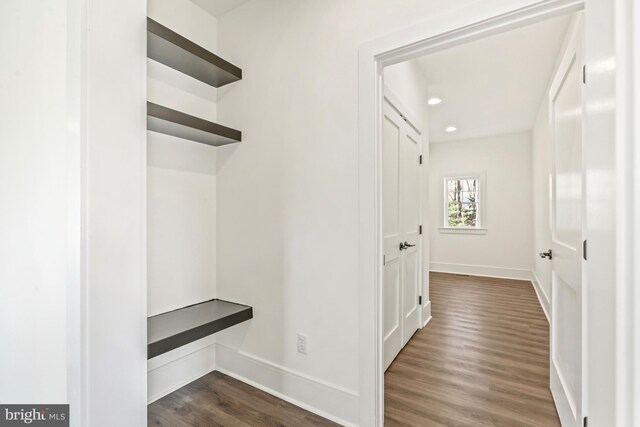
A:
[358,1,590,425]
[381,12,583,425]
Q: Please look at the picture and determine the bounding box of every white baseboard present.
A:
[531,271,551,323]
[147,339,216,404]
[421,300,432,327]
[422,315,433,328]
[430,261,534,281]
[215,343,359,427]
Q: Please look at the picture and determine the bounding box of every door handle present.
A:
[539,249,552,260]
[399,242,406,251]
[402,241,416,250]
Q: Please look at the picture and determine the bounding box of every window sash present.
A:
[443,175,483,228]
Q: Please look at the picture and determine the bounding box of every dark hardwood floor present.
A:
[385,272,560,427]
[148,371,338,427]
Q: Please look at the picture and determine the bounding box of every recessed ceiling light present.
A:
[445,126,457,133]
[427,97,442,105]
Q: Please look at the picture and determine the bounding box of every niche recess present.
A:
[146,16,251,359]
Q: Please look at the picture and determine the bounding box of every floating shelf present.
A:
[148,299,253,359]
[147,17,242,88]
[147,101,242,146]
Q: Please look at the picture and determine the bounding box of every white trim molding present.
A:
[383,85,424,134]
[531,271,551,322]
[441,171,486,230]
[421,301,433,328]
[215,344,359,427]
[438,227,487,235]
[147,338,217,404]
[430,262,534,281]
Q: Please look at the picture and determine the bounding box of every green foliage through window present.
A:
[446,178,478,227]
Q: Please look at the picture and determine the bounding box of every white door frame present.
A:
[357,0,637,425]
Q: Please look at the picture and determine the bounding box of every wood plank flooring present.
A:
[148,371,338,427]
[385,272,560,427]
[149,273,557,426]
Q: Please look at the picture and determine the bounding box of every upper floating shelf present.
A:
[147,101,241,146]
[148,299,253,359]
[147,17,242,88]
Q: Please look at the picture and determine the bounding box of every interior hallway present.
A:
[385,272,560,426]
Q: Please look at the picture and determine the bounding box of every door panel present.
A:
[383,260,400,367]
[382,99,422,370]
[401,247,419,344]
[383,116,400,237]
[549,16,584,427]
[401,130,420,345]
[554,273,579,398]
[382,109,402,370]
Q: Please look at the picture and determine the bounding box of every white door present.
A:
[382,99,421,370]
[400,117,421,346]
[548,16,585,427]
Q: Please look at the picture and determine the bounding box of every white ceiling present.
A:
[190,0,251,18]
[415,14,571,143]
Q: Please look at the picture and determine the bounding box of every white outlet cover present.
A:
[297,334,308,354]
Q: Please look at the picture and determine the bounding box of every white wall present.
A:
[0,0,69,403]
[216,6,362,421]
[84,0,147,425]
[384,60,432,322]
[146,0,221,403]
[147,0,218,317]
[0,2,148,425]
[429,133,534,280]
[384,60,430,130]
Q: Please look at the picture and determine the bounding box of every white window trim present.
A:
[440,171,486,234]
[438,226,487,234]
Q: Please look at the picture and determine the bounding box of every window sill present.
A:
[438,227,487,235]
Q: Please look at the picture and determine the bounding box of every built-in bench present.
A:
[147,299,253,359]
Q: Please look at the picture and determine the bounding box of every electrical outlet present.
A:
[297,334,308,354]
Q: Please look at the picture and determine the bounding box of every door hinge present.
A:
[583,416,588,427]
[418,296,422,305]
[583,65,586,84]
[419,225,422,234]
[583,240,587,260]
[419,155,423,164]
[383,255,386,265]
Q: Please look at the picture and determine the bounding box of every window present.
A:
[441,173,486,233]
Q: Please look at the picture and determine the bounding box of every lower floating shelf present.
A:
[147,299,253,359]
[147,101,242,147]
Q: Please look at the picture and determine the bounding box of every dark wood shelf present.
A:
[148,299,253,359]
[147,18,242,88]
[147,102,241,146]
